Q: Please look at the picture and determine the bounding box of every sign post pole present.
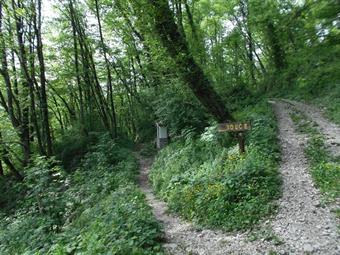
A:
[218,122,251,154]
[238,132,245,154]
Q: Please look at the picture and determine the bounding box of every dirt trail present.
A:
[283,99,340,157]
[269,100,339,254]
[136,100,339,255]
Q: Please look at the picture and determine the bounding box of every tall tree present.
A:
[32,0,53,156]
[0,159,3,176]
[94,0,117,138]
[148,0,234,122]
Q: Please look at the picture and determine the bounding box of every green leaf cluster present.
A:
[150,102,281,231]
[0,134,163,254]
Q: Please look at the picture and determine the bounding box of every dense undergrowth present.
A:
[0,135,163,254]
[150,101,281,231]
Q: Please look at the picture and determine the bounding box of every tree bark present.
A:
[148,0,233,122]
[94,0,118,138]
[0,159,3,176]
[12,0,32,166]
[68,0,112,132]
[240,0,256,87]
[266,20,286,72]
[0,131,23,181]
[33,0,53,156]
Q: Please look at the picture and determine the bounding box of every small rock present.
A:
[322,231,330,236]
[303,244,314,253]
[313,201,321,207]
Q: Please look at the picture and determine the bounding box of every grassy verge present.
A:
[0,134,163,255]
[290,111,340,205]
[150,101,281,231]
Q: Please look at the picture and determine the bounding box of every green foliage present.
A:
[0,157,67,253]
[248,226,283,245]
[50,185,162,255]
[153,84,209,136]
[150,102,281,231]
[0,176,24,214]
[0,134,163,254]
[305,136,340,201]
[54,130,99,170]
[313,85,340,125]
[290,112,319,135]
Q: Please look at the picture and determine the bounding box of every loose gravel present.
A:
[136,100,339,255]
[269,100,339,254]
[283,99,340,157]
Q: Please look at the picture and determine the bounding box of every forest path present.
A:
[268,100,339,254]
[282,99,340,157]
[136,100,339,255]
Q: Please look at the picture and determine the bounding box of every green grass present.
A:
[290,111,340,203]
[248,226,283,246]
[0,134,164,255]
[150,101,281,231]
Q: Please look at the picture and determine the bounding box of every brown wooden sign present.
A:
[218,122,251,154]
[218,122,251,132]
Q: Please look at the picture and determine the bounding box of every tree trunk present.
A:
[34,0,53,156]
[266,20,286,72]
[0,160,3,176]
[94,0,118,138]
[148,0,234,122]
[69,0,86,135]
[12,0,32,166]
[0,131,23,181]
[241,0,256,87]
[28,22,46,156]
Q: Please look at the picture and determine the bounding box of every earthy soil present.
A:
[136,100,340,255]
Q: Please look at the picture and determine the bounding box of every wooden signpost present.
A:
[218,122,251,154]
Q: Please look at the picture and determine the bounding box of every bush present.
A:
[0,134,163,254]
[153,84,209,137]
[150,102,281,231]
[50,185,163,255]
[54,129,99,171]
[0,176,24,213]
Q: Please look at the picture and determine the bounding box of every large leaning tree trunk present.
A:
[148,0,234,122]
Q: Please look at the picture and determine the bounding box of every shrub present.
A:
[54,129,99,171]
[50,185,163,255]
[150,102,281,231]
[0,134,163,254]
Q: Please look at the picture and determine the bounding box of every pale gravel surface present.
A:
[282,99,340,157]
[269,100,339,254]
[136,100,339,255]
